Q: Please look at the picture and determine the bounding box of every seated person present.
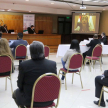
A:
[1,24,8,33]
[100,32,107,45]
[0,38,13,76]
[28,25,36,34]
[12,41,57,108]
[61,39,80,84]
[83,34,101,64]
[10,32,28,64]
[94,70,108,107]
[0,32,2,39]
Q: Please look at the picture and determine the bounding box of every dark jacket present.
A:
[28,27,35,34]
[103,70,108,84]
[17,59,57,106]
[1,26,8,33]
[100,36,107,45]
[86,39,101,56]
[10,39,28,57]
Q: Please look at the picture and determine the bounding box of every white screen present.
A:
[72,13,100,34]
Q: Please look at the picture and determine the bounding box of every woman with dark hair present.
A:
[61,39,80,83]
[13,41,57,108]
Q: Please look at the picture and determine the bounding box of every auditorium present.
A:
[0,0,108,108]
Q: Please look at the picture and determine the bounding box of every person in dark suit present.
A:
[1,24,8,33]
[0,32,2,39]
[100,32,107,45]
[28,25,36,34]
[94,70,108,107]
[12,41,57,108]
[10,32,28,64]
[83,34,101,64]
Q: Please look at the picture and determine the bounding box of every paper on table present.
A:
[89,38,93,41]
[101,42,104,45]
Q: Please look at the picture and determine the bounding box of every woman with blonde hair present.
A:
[0,38,13,76]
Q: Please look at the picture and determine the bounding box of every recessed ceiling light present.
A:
[51,3,54,4]
[93,0,98,2]
[7,9,11,11]
[1,9,5,11]
[82,0,91,1]
[25,0,29,1]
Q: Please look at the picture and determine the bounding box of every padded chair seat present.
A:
[60,68,79,73]
[27,102,55,108]
[86,56,99,60]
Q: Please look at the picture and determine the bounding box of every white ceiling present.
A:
[0,0,108,14]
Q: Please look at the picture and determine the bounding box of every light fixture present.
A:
[7,9,11,11]
[25,0,29,1]
[93,0,98,2]
[29,11,31,12]
[1,9,5,11]
[51,3,54,4]
[80,1,86,9]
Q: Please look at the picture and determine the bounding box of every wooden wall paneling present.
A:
[0,14,23,33]
[0,14,53,34]
[35,16,53,34]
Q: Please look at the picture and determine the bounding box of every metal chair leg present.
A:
[72,73,74,84]
[93,60,95,69]
[98,87,104,106]
[58,70,60,77]
[89,60,91,72]
[10,77,13,94]
[5,77,7,90]
[99,58,102,71]
[65,74,67,90]
[79,73,83,89]
[83,58,86,69]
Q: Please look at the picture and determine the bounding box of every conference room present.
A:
[0,0,108,108]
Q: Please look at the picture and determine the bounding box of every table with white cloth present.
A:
[27,45,30,56]
[56,44,108,57]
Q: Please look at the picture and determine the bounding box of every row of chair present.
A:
[0,45,50,93]
[0,44,105,108]
[0,56,61,108]
[15,45,50,61]
[59,44,102,90]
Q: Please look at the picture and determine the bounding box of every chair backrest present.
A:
[68,53,83,69]
[31,73,61,107]
[92,44,102,57]
[15,44,27,58]
[44,46,50,57]
[0,55,12,74]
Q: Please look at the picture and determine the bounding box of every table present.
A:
[4,34,61,53]
[56,44,108,57]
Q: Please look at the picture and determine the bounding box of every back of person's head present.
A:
[0,32,2,38]
[101,32,106,36]
[93,34,98,39]
[0,38,13,59]
[31,25,34,28]
[30,41,45,60]
[70,39,80,53]
[18,32,23,39]
[3,24,6,27]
